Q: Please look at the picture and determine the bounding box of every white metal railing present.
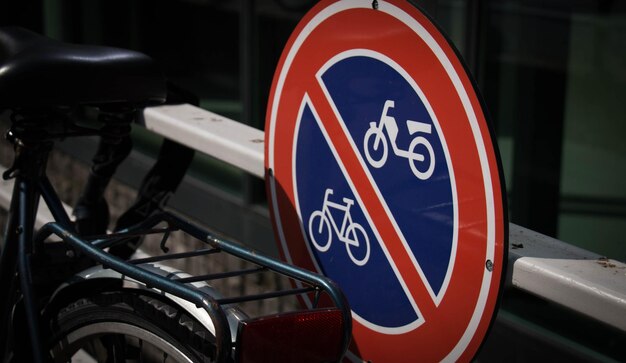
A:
[1,103,624,333]
[142,103,626,332]
[141,104,265,178]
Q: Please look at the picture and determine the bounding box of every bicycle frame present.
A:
[0,136,56,363]
[0,111,352,363]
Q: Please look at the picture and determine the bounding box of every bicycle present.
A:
[363,100,436,180]
[0,26,351,363]
[307,189,370,267]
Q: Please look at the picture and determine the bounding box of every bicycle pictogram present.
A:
[364,100,435,180]
[308,188,371,266]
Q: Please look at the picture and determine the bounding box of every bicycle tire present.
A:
[48,289,217,363]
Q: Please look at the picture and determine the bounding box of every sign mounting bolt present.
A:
[485,259,494,272]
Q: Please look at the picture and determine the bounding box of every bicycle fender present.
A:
[49,261,248,344]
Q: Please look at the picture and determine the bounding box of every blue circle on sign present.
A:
[295,51,454,331]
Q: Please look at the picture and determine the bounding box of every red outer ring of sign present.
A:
[265,1,508,362]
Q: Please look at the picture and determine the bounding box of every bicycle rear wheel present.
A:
[48,290,217,363]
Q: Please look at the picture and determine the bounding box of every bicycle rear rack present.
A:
[38,211,351,363]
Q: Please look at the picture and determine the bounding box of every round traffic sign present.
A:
[265,1,507,362]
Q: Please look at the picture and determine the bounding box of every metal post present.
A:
[240,0,265,205]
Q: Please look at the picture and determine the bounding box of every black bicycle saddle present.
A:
[0,27,166,108]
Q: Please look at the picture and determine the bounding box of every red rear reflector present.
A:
[235,308,345,363]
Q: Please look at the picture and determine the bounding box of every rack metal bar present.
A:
[175,266,267,283]
[128,247,221,264]
[216,286,316,305]
[86,227,178,242]
[90,212,178,249]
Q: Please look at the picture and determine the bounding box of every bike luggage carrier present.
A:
[37,211,352,363]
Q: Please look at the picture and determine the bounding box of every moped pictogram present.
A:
[363,100,435,180]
